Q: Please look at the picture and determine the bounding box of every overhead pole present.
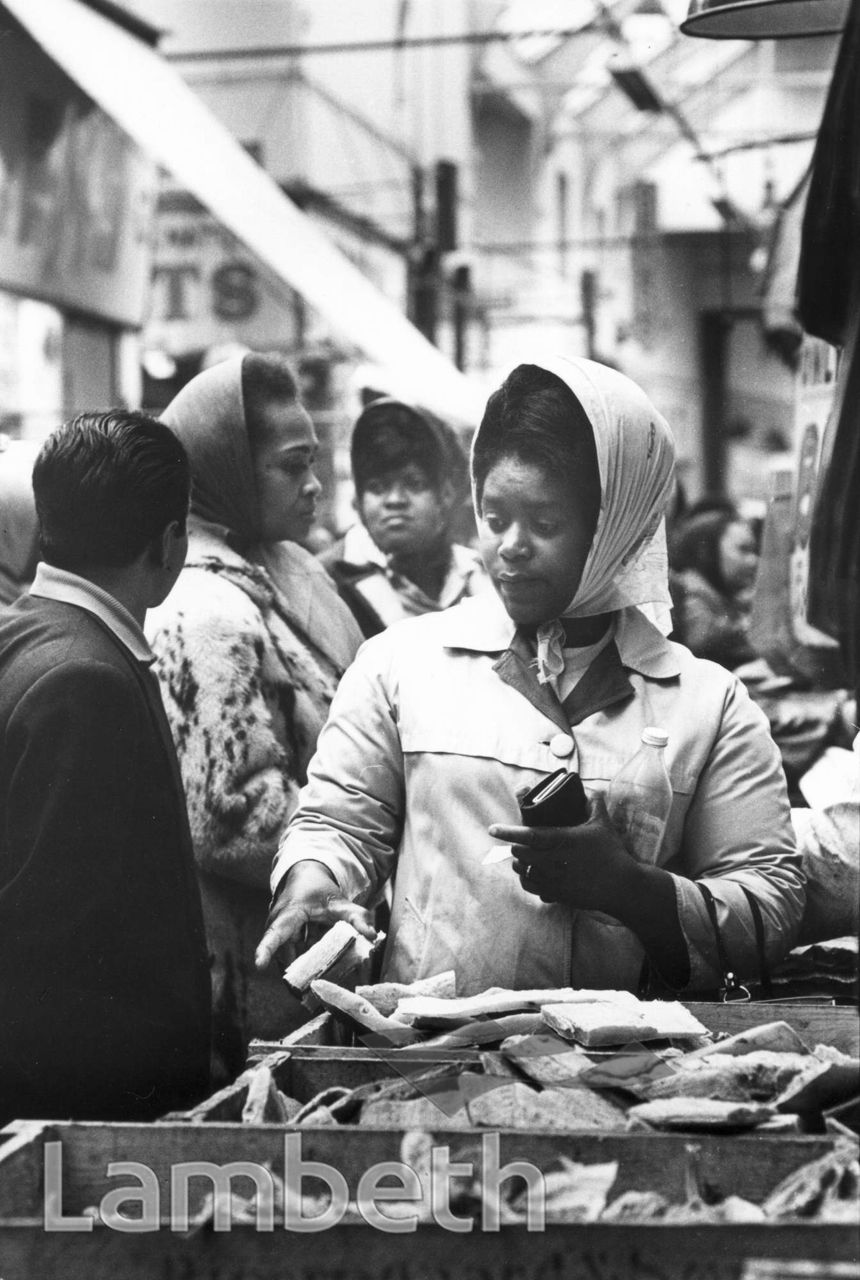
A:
[408,164,438,344]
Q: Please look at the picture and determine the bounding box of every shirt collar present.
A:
[29,562,156,664]
[441,596,681,678]
[340,522,482,604]
[340,522,388,569]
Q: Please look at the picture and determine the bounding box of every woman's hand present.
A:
[489,793,640,918]
[254,860,376,971]
[491,793,690,988]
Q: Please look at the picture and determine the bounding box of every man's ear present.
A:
[154,519,187,571]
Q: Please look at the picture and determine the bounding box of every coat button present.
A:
[549,732,574,758]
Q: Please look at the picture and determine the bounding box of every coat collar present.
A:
[495,633,639,732]
[441,595,681,680]
[338,522,483,580]
[184,518,274,611]
[184,518,362,674]
[30,562,155,664]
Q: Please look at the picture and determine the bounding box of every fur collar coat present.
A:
[148,522,360,1079]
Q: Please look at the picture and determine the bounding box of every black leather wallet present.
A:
[519,768,588,827]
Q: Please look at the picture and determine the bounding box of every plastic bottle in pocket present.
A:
[605,727,672,864]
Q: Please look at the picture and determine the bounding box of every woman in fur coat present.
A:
[147,353,363,1081]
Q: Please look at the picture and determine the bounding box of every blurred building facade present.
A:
[0,1,158,438]
[139,0,837,511]
[0,0,838,515]
[137,0,477,528]
[466,1,838,503]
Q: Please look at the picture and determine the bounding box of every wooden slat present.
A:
[1,1123,856,1278]
[0,1216,855,1279]
[688,1003,860,1056]
[282,1052,475,1102]
[6,1122,846,1215]
[249,1039,479,1063]
[0,1122,56,1219]
[278,1011,330,1046]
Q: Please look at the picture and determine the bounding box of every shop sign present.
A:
[144,190,408,360]
[0,36,155,328]
[790,336,841,646]
[145,204,301,355]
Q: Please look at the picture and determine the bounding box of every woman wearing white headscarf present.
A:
[147,352,362,1079]
[258,358,804,997]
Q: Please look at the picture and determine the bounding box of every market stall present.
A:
[0,986,856,1279]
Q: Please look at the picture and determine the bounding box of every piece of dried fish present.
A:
[395,987,600,1027]
[684,1020,809,1060]
[309,978,421,1044]
[509,1157,619,1222]
[641,1050,815,1103]
[284,921,367,993]
[499,1032,594,1086]
[602,1189,671,1221]
[627,1097,776,1131]
[355,970,457,1017]
[762,1138,860,1220]
[466,1080,627,1131]
[542,999,707,1048]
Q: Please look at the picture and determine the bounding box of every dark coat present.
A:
[0,594,211,1122]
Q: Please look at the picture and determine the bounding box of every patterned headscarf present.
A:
[473,355,676,682]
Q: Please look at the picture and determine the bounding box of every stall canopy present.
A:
[1,0,485,426]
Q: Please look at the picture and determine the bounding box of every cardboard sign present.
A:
[789,338,843,651]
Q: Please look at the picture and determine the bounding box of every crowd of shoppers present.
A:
[0,350,856,1122]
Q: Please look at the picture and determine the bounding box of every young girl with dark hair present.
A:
[259,357,804,999]
[323,397,487,637]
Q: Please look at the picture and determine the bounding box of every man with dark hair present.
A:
[322,398,488,637]
[0,410,211,1122]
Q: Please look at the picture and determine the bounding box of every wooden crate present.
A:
[0,1119,856,1280]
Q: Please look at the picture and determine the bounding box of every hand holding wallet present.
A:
[518,768,589,828]
[483,768,589,866]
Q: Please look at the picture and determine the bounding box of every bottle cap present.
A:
[641,727,669,747]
